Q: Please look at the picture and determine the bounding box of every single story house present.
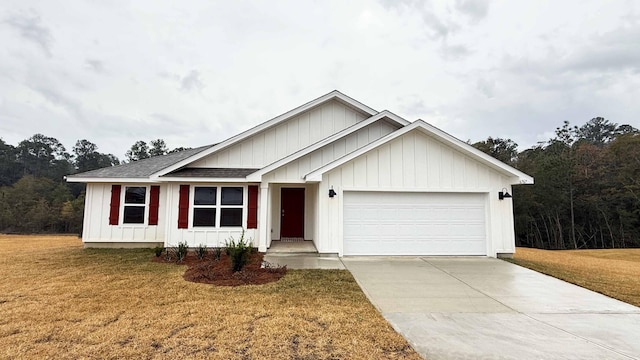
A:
[66,91,533,257]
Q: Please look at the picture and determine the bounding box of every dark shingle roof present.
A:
[162,168,260,178]
[67,145,214,178]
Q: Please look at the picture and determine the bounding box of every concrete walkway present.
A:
[264,240,346,269]
[263,253,345,269]
[342,257,640,360]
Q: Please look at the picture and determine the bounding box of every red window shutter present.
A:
[247,185,258,229]
[109,185,121,225]
[178,185,190,229]
[148,185,160,225]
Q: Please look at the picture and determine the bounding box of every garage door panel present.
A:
[343,192,487,256]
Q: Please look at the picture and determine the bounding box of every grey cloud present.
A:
[380,0,480,61]
[441,100,553,148]
[454,0,490,23]
[563,27,640,74]
[419,7,455,39]
[4,10,53,57]
[505,26,640,78]
[396,96,436,120]
[476,78,495,98]
[379,0,457,40]
[32,85,84,121]
[441,43,472,60]
[157,71,179,81]
[380,0,489,40]
[150,113,179,124]
[180,70,205,92]
[149,113,209,136]
[85,59,105,73]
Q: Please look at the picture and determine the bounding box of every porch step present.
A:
[267,240,317,254]
[263,253,345,269]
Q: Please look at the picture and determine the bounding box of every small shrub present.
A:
[196,244,207,259]
[153,246,164,257]
[225,229,253,272]
[213,247,222,261]
[176,241,189,262]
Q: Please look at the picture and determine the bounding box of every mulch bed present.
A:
[153,250,287,286]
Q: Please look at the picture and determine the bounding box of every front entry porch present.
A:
[267,240,318,253]
[257,183,319,252]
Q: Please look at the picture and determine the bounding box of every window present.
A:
[193,187,216,227]
[123,186,146,224]
[192,186,243,227]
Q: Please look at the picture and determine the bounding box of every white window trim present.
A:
[120,185,150,226]
[190,185,247,229]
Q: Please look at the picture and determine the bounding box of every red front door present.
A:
[280,188,305,238]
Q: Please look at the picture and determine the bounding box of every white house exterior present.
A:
[67,91,533,258]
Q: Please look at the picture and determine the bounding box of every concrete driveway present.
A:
[343,257,640,360]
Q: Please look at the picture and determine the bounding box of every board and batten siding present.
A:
[164,183,257,247]
[262,120,400,182]
[190,100,369,169]
[82,183,166,244]
[317,130,517,257]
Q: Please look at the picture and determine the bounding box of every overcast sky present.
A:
[1,0,639,160]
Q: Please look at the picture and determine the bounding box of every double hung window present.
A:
[123,186,146,224]
[192,186,243,227]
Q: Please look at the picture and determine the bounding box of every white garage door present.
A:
[343,192,487,255]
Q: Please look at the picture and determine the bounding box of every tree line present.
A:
[472,117,640,249]
[0,136,188,234]
[2,117,639,250]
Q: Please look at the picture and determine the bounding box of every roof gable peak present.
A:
[152,90,381,178]
[304,119,533,184]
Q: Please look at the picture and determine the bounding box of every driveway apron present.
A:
[342,257,640,360]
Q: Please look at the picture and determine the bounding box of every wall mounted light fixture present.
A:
[498,188,512,200]
[329,186,336,198]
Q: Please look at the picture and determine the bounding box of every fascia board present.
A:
[158,177,251,183]
[378,110,411,126]
[304,122,417,181]
[332,91,378,115]
[305,120,535,184]
[415,120,534,184]
[246,110,409,182]
[150,90,379,178]
[65,177,161,183]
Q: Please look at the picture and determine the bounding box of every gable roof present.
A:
[66,145,213,182]
[245,110,409,181]
[150,90,379,179]
[304,120,534,185]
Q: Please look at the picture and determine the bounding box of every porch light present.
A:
[498,188,512,200]
[329,186,336,198]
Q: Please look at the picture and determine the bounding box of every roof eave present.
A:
[413,120,534,185]
[158,177,255,183]
[247,110,409,182]
[65,177,161,183]
[303,120,535,184]
[150,90,381,178]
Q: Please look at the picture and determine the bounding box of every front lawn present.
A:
[0,235,420,359]
[510,247,640,307]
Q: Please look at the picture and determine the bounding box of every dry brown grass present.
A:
[0,235,420,359]
[510,247,640,307]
